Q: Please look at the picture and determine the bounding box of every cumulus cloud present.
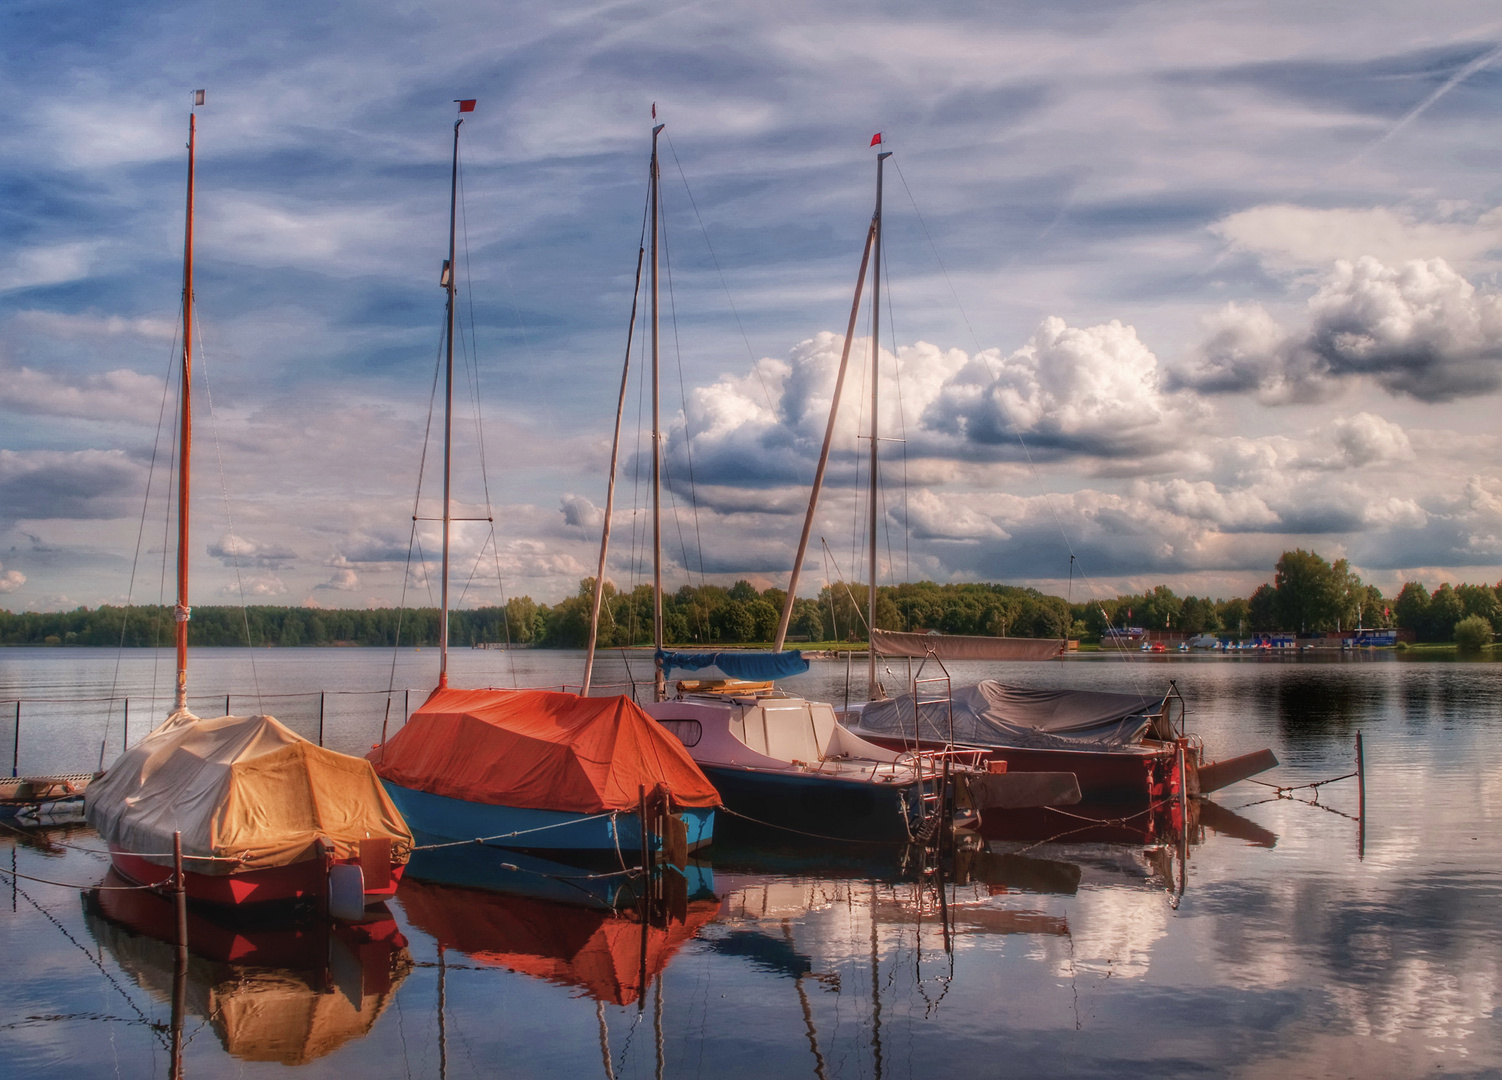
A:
[560,494,604,531]
[219,574,288,598]
[924,318,1208,457]
[1174,258,1502,403]
[0,560,24,593]
[316,568,361,591]
[1297,413,1414,470]
[207,533,297,569]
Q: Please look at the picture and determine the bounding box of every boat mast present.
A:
[439,108,464,689]
[868,149,890,701]
[651,122,666,703]
[174,92,202,714]
[772,219,876,652]
[582,241,645,696]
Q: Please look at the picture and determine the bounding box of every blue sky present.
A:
[4,0,1502,612]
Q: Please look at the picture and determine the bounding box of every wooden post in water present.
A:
[638,784,650,874]
[11,701,17,778]
[1356,731,1366,861]
[224,693,230,716]
[123,697,129,753]
[318,692,325,747]
[171,828,187,1078]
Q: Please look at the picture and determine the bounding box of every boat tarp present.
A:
[399,879,718,1006]
[371,687,720,813]
[871,629,1065,661]
[656,649,809,680]
[85,710,414,874]
[857,680,1168,750]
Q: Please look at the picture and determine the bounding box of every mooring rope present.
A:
[0,866,174,891]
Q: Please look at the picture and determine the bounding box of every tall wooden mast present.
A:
[650,122,666,703]
[174,93,202,714]
[867,149,891,700]
[438,109,463,689]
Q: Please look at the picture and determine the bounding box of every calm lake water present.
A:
[2,647,1499,1078]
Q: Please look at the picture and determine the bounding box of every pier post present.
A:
[318,692,325,747]
[225,693,230,716]
[11,701,17,778]
[1356,731,1366,860]
[171,829,188,1077]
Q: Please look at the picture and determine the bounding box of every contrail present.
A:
[1351,43,1502,162]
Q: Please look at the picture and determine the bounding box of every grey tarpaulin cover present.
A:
[856,680,1168,750]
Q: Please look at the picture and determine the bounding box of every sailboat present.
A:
[84,92,414,910]
[584,125,1079,844]
[369,101,720,858]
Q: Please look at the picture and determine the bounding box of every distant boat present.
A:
[369,102,719,860]
[85,92,413,911]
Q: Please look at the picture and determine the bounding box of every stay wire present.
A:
[663,132,777,415]
[195,312,264,709]
[100,305,182,767]
[889,158,1141,679]
[659,184,710,592]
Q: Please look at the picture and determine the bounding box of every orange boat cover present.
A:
[370,688,720,813]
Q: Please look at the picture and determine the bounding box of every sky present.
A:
[4,0,1502,614]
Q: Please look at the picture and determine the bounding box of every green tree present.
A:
[1273,549,1341,632]
[1454,614,1494,650]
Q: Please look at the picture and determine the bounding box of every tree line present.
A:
[2,548,1497,647]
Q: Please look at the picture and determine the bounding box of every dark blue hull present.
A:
[704,766,923,844]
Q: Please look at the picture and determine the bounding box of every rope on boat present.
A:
[0,818,244,862]
[410,810,620,850]
[0,866,174,891]
[715,805,906,846]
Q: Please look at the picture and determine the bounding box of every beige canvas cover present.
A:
[86,710,413,874]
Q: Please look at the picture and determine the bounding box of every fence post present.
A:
[318,692,325,747]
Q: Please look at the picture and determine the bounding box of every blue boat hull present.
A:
[703,766,923,844]
[380,781,715,855]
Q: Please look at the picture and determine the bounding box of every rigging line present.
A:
[880,237,913,591]
[153,352,181,710]
[875,237,903,604]
[456,148,500,523]
[659,182,711,590]
[889,159,1142,673]
[408,318,450,616]
[662,132,777,415]
[821,537,871,634]
[383,518,420,706]
[101,306,182,766]
[195,313,263,708]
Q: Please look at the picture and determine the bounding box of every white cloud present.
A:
[1211,205,1502,273]
[207,533,297,569]
[1175,258,1502,403]
[924,318,1208,458]
[0,362,163,425]
[560,494,604,531]
[0,242,100,293]
[0,560,24,593]
[317,568,361,591]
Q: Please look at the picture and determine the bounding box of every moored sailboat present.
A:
[84,92,414,910]
[585,125,1079,843]
[368,101,720,859]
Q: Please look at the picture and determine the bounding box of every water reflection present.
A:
[400,877,719,1007]
[82,876,412,1066]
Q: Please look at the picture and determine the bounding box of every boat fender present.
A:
[328,863,366,922]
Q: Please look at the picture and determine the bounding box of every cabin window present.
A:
[658,718,702,748]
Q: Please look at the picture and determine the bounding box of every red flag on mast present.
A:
[457,99,477,113]
[870,132,882,146]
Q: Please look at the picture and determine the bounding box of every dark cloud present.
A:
[0,450,141,520]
